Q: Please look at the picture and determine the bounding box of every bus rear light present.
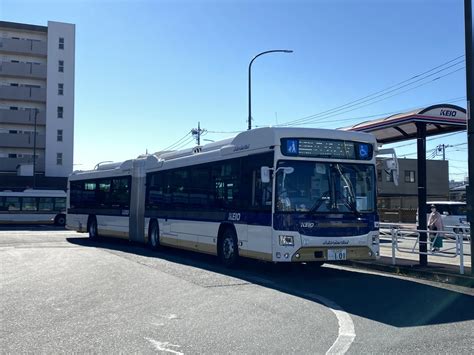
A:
[372,235,379,245]
[276,252,281,259]
[284,253,290,259]
[279,235,294,246]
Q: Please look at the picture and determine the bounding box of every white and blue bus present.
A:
[68,127,394,266]
[0,189,67,226]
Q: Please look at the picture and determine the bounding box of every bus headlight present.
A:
[279,235,294,246]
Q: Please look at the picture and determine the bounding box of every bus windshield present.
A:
[275,161,375,214]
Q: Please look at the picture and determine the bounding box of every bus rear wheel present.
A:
[218,228,239,267]
[148,220,160,250]
[88,216,98,239]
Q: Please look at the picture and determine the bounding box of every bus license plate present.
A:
[328,249,347,261]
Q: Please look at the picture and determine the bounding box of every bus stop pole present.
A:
[464,0,473,275]
[417,122,428,266]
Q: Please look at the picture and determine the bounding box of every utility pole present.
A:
[191,122,205,146]
[463,0,473,275]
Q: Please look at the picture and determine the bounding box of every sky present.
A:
[1,0,470,180]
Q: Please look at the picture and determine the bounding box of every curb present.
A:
[341,261,474,288]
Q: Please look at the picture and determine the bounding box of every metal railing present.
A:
[389,227,465,274]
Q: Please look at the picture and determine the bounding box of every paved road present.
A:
[1,227,473,354]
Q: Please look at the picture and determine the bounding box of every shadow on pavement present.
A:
[67,235,474,329]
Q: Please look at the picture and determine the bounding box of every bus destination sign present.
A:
[281,138,372,160]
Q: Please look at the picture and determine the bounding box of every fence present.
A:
[381,224,466,274]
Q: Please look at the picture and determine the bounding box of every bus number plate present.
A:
[328,249,347,261]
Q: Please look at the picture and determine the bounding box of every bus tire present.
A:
[54,214,66,226]
[148,219,160,250]
[87,216,98,239]
[218,226,239,267]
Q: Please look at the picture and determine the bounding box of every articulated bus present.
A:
[0,189,67,225]
[68,127,396,266]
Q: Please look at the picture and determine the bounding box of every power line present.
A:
[389,131,466,149]
[280,66,465,127]
[161,130,192,151]
[275,55,465,127]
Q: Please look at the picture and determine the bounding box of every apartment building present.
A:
[0,20,75,190]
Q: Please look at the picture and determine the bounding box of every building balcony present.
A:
[0,157,45,173]
[0,132,45,149]
[0,37,47,57]
[0,61,47,79]
[0,85,46,102]
[0,108,46,125]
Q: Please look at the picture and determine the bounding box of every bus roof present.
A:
[69,127,377,179]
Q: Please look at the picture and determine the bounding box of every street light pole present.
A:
[248,49,293,130]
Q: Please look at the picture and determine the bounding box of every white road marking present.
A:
[162,314,178,320]
[145,338,184,355]
[309,295,355,355]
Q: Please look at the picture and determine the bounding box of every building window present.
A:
[404,170,416,183]
[57,129,63,142]
[10,106,18,110]
[8,154,17,158]
[58,60,64,72]
[59,37,64,50]
[57,153,63,165]
[58,83,64,95]
[57,106,63,118]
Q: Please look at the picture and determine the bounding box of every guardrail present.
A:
[388,228,465,274]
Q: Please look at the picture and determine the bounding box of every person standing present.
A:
[428,204,444,251]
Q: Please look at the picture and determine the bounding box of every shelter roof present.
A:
[341,104,467,144]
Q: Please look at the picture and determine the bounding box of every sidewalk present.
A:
[343,238,474,288]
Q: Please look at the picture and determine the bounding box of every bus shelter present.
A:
[343,104,467,265]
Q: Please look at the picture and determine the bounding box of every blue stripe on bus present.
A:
[145,210,272,226]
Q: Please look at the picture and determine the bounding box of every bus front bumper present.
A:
[290,246,377,262]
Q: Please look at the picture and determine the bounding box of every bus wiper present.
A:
[334,164,359,216]
[308,191,330,214]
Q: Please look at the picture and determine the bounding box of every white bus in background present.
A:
[0,189,67,226]
[68,127,398,266]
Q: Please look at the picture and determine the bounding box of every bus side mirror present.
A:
[261,167,271,183]
[378,148,399,186]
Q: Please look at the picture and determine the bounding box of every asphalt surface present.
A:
[1,226,473,354]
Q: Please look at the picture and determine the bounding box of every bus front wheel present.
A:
[88,216,98,239]
[54,214,66,226]
[148,220,160,250]
[218,227,239,267]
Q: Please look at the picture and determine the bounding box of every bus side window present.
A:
[22,197,38,211]
[111,177,130,208]
[5,197,20,211]
[39,198,54,211]
[0,197,6,211]
[98,180,111,208]
[242,153,273,212]
[54,198,66,211]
